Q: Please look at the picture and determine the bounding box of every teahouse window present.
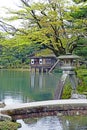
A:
[39,59,42,64]
[46,58,51,64]
[31,59,34,64]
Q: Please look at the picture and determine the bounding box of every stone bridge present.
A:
[0,99,87,121]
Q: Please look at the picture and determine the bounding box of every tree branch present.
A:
[21,0,30,7]
[30,10,42,28]
[21,0,42,28]
[0,20,28,35]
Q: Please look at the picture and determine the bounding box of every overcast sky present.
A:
[0,0,40,9]
[0,0,74,15]
[0,0,41,16]
[0,0,74,27]
[0,0,21,17]
[0,0,40,28]
[0,0,20,9]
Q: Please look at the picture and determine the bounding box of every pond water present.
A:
[0,70,87,130]
[0,70,60,103]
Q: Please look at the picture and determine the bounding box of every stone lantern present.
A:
[54,53,80,99]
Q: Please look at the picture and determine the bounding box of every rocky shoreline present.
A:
[0,102,21,130]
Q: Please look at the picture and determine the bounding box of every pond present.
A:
[0,70,60,103]
[0,70,87,130]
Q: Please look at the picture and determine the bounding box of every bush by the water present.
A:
[62,68,87,99]
[76,69,87,93]
[0,121,21,130]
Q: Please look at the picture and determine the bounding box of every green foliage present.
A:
[36,49,53,56]
[0,121,21,130]
[0,38,40,68]
[0,0,87,67]
[71,6,87,19]
[73,0,87,4]
[62,83,72,99]
[0,0,86,57]
[61,68,87,98]
[74,38,87,59]
[77,68,87,93]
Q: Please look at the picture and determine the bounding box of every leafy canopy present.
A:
[0,0,87,57]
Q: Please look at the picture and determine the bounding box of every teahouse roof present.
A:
[30,55,57,59]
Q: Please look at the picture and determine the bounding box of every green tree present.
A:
[0,37,36,67]
[0,0,87,56]
[71,1,87,58]
[73,0,87,4]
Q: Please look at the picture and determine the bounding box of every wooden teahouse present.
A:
[30,56,57,73]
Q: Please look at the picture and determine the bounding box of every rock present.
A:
[71,93,86,99]
[0,114,12,121]
[0,102,5,108]
[57,112,63,116]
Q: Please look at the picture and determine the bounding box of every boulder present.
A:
[0,102,6,108]
[0,114,12,121]
[71,93,86,99]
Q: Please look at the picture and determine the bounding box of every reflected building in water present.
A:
[30,73,43,89]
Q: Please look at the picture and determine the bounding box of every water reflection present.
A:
[30,73,35,88]
[0,70,87,130]
[62,116,87,130]
[0,70,60,102]
[17,116,87,130]
[18,116,63,130]
[30,73,43,88]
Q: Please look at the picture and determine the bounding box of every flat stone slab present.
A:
[0,114,12,121]
[1,99,87,111]
[1,99,87,120]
